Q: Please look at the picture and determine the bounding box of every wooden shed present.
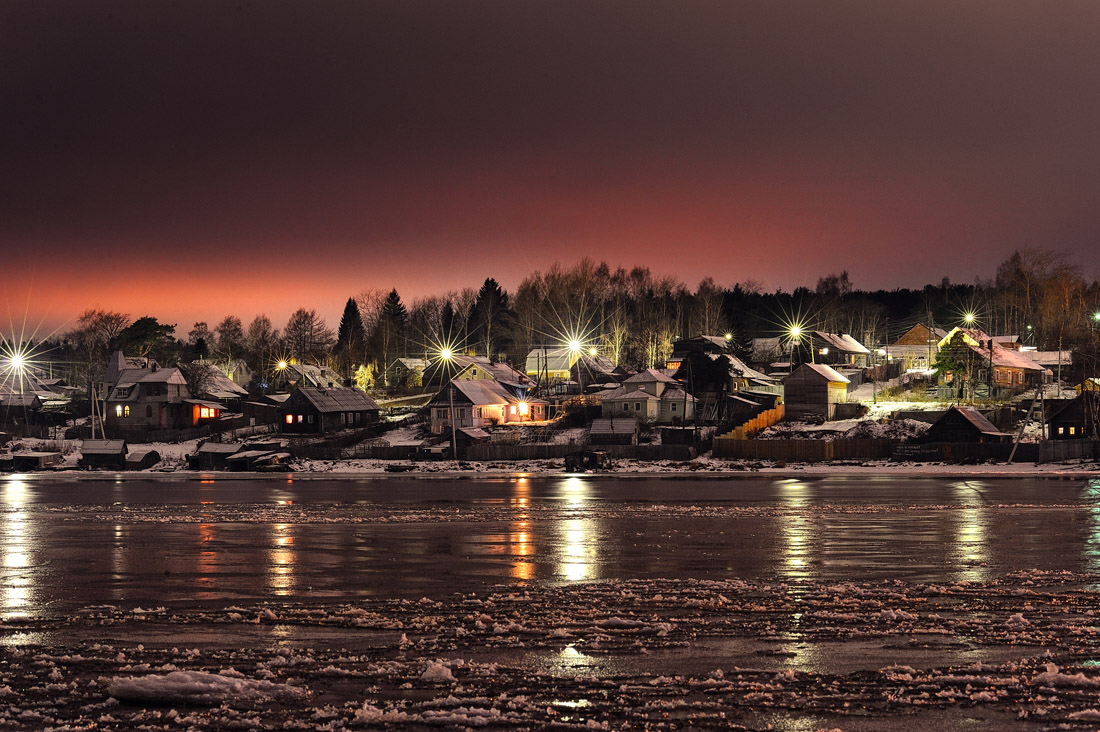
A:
[1047,392,1099,440]
[79,439,128,469]
[125,448,161,470]
[925,406,1011,443]
[187,442,245,470]
[782,363,850,422]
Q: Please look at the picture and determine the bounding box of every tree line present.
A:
[40,248,1100,392]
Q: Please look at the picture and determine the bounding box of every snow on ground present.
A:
[3,571,1100,730]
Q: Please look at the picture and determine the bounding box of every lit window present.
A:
[123,405,130,417]
[115,405,123,417]
[510,405,517,415]
[1069,427,1076,435]
[518,402,529,415]
[1058,427,1064,435]
[285,414,294,424]
[297,415,303,423]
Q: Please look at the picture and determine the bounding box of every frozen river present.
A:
[2,472,1100,730]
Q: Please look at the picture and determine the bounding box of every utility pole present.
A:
[448,385,458,461]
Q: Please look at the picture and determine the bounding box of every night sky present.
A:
[4,1,1099,334]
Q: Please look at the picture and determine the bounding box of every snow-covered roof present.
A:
[941,407,1006,436]
[623,368,679,385]
[590,417,638,434]
[293,387,380,413]
[194,442,245,455]
[445,379,519,407]
[80,439,126,455]
[525,347,576,374]
[812,332,871,355]
[788,363,851,384]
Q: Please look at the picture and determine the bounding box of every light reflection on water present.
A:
[1086,479,1100,574]
[269,523,296,596]
[779,480,816,583]
[1,477,32,618]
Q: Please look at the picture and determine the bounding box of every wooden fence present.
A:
[464,443,695,462]
[713,438,899,462]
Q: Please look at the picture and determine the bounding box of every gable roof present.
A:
[292,386,380,413]
[447,379,519,407]
[935,406,1006,436]
[787,363,850,384]
[623,368,679,385]
[812,332,871,355]
[525,347,577,374]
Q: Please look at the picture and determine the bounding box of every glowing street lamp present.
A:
[964,312,976,326]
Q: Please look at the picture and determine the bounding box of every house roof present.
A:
[623,368,679,385]
[283,363,343,388]
[969,344,1047,372]
[457,427,490,440]
[81,439,126,455]
[788,363,851,384]
[195,442,245,455]
[184,399,225,410]
[600,387,659,401]
[938,406,1007,436]
[525,347,577,374]
[812,332,871,355]
[447,379,518,407]
[590,417,639,434]
[293,387,381,413]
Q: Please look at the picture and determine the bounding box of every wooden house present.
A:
[598,369,695,423]
[782,363,850,422]
[925,407,1010,443]
[426,379,534,434]
[589,417,639,445]
[279,387,380,435]
[1047,392,1099,440]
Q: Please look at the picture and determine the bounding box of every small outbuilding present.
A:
[782,363,850,422]
[925,406,1011,443]
[1046,391,1099,440]
[589,417,639,445]
[79,439,128,469]
[280,387,380,435]
[187,442,245,470]
[11,451,61,471]
[125,448,161,470]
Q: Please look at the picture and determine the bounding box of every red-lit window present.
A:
[285,414,294,425]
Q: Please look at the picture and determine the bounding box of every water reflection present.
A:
[950,482,990,582]
[1086,479,1100,573]
[1,478,32,618]
[268,523,296,595]
[779,480,815,583]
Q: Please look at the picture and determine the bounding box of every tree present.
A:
[933,332,974,402]
[284,308,334,365]
[334,298,367,376]
[245,315,278,374]
[213,316,244,361]
[373,289,408,386]
[188,321,212,360]
[468,278,509,359]
[117,316,176,360]
[178,360,215,400]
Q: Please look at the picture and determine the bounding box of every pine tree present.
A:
[468,277,509,359]
[335,298,367,376]
[373,289,408,386]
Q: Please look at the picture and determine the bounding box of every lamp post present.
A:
[788,325,803,372]
[437,348,458,460]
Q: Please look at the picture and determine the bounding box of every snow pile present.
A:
[420,661,456,683]
[106,670,306,703]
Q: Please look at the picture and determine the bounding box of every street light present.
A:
[435,347,458,460]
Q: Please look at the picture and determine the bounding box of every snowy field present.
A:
[1,474,1099,730]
